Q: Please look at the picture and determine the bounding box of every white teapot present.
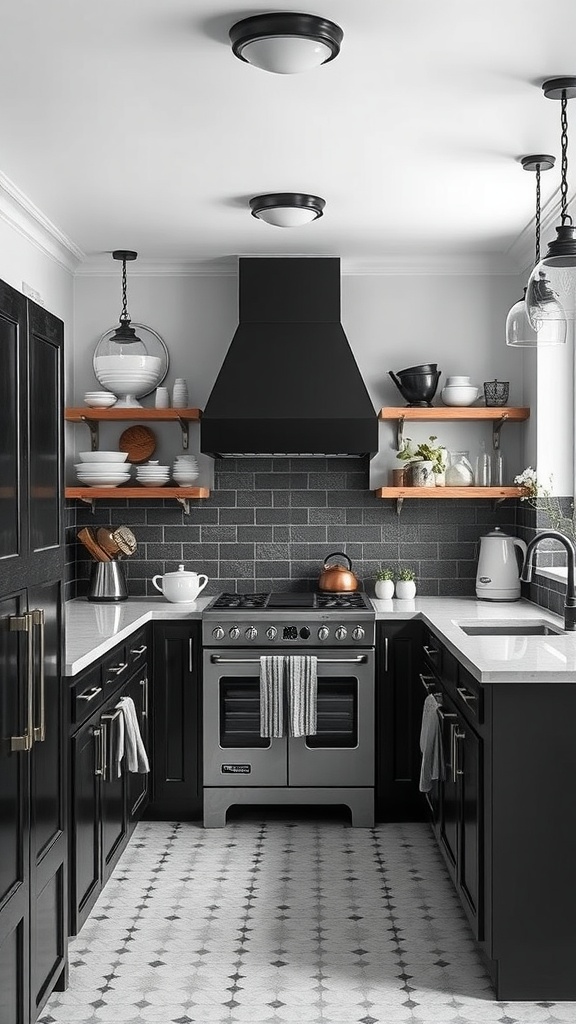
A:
[152,564,208,603]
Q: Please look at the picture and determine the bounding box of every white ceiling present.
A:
[2,0,576,266]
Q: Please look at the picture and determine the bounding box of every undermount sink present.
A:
[458,621,565,637]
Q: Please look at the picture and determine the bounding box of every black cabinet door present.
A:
[124,671,149,824]
[149,622,201,820]
[70,718,100,935]
[457,721,482,936]
[0,592,30,1024]
[28,581,67,1019]
[376,620,426,821]
[439,712,459,873]
[100,706,128,883]
[27,303,63,561]
[0,281,26,569]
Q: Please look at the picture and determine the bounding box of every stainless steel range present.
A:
[202,592,375,828]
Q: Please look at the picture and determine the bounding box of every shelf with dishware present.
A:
[65,407,209,513]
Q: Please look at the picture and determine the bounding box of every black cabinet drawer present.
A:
[71,664,104,728]
[126,627,148,671]
[101,644,129,688]
[422,629,443,674]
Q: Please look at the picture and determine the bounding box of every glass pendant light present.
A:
[526,77,576,326]
[507,155,566,346]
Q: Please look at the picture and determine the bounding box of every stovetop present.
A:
[210,591,372,611]
[203,591,375,648]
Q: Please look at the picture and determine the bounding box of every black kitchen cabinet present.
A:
[149,621,202,820]
[68,632,150,935]
[375,620,426,821]
[0,279,66,1024]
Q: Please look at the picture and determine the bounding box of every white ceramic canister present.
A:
[172,378,189,408]
[155,386,170,408]
[152,564,208,603]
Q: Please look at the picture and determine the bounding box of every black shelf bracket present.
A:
[79,496,96,514]
[396,415,406,451]
[176,496,191,515]
[176,416,190,450]
[492,413,509,451]
[79,416,99,451]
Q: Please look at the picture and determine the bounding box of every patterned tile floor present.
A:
[41,818,573,1024]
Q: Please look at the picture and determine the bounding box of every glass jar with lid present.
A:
[445,451,474,487]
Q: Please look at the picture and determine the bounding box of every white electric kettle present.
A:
[152,565,208,603]
[476,528,527,602]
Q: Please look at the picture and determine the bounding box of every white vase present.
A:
[411,461,435,487]
[375,579,394,600]
[172,378,189,408]
[395,579,416,600]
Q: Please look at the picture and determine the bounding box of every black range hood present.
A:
[201,257,377,457]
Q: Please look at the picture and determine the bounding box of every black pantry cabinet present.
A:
[375,620,426,821]
[148,621,202,820]
[0,279,66,1024]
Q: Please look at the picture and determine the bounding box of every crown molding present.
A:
[74,255,238,276]
[0,170,84,273]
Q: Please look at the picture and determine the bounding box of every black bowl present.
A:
[398,363,438,375]
[389,369,441,406]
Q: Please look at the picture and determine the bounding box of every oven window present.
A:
[219,679,270,748]
[306,678,358,749]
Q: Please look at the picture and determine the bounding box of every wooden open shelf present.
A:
[64,407,202,421]
[65,485,210,515]
[379,406,529,421]
[375,486,529,500]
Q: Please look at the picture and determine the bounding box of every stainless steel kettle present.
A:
[476,528,527,602]
[87,561,128,602]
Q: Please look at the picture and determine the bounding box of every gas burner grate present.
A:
[315,592,369,610]
[211,592,269,610]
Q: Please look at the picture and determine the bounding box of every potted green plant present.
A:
[395,567,417,600]
[396,435,446,487]
[374,566,395,600]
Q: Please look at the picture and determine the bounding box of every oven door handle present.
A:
[209,654,369,665]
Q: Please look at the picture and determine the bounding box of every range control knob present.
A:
[266,626,277,640]
[299,626,311,639]
[245,625,258,641]
[212,626,225,640]
[318,625,330,641]
[352,626,365,641]
[335,625,348,641]
[229,626,240,640]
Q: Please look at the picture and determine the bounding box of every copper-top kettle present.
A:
[318,552,359,592]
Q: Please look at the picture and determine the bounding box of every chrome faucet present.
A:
[521,530,576,631]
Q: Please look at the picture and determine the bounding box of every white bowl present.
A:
[441,386,479,406]
[77,451,129,463]
[95,355,162,372]
[84,393,117,408]
[138,478,169,488]
[76,474,131,485]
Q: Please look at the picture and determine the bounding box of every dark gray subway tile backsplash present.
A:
[65,457,532,601]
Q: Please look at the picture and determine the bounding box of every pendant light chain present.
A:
[535,163,541,264]
[560,90,573,225]
[120,257,129,323]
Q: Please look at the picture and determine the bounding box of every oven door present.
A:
[288,649,374,787]
[203,649,288,787]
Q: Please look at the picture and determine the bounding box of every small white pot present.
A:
[375,579,395,600]
[410,461,435,487]
[395,579,416,600]
[152,564,208,602]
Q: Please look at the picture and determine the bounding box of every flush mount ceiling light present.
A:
[229,13,343,74]
[526,77,576,325]
[506,156,566,347]
[249,192,325,228]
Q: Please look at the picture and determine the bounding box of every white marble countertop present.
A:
[372,595,575,683]
[65,596,212,675]
[65,594,576,684]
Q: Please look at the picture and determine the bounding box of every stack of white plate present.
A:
[75,451,131,488]
[172,454,199,486]
[136,461,170,488]
[84,391,117,408]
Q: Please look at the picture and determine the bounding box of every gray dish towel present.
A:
[260,655,285,738]
[110,709,125,780]
[419,693,443,792]
[117,696,150,773]
[286,655,317,737]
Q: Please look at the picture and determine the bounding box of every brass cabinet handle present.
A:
[78,686,103,702]
[31,609,45,742]
[140,676,148,719]
[10,613,34,752]
[130,645,147,657]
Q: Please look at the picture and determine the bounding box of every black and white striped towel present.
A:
[259,655,285,737]
[286,655,318,737]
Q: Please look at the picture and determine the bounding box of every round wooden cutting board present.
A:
[118,424,157,463]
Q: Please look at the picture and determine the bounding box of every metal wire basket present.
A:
[483,379,509,406]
